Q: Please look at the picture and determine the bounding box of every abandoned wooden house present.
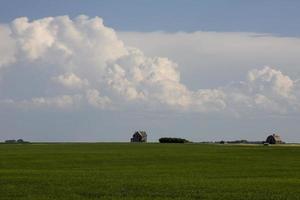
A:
[266,134,283,144]
[131,131,147,142]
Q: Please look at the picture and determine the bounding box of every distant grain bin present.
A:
[266,134,283,144]
[131,131,147,142]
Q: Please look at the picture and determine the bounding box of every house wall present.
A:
[131,132,147,142]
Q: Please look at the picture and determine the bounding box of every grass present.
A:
[0,143,300,200]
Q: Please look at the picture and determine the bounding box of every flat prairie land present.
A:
[0,143,300,200]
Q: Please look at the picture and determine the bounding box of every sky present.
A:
[0,0,300,142]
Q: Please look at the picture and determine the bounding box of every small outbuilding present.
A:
[266,134,283,144]
[131,131,147,142]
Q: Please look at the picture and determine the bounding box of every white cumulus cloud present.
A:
[52,73,89,89]
[0,15,299,116]
[0,25,16,67]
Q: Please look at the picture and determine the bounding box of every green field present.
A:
[1,143,300,200]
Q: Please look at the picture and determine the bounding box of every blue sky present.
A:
[0,1,300,142]
[1,0,300,36]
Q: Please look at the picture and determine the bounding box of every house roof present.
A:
[134,131,147,137]
[268,134,282,141]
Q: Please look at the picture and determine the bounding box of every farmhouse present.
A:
[131,131,147,142]
[266,134,283,144]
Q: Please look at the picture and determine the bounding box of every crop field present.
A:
[0,143,300,200]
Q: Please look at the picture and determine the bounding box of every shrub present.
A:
[159,137,189,143]
[4,139,29,144]
[17,139,30,144]
[5,140,17,144]
[17,139,24,143]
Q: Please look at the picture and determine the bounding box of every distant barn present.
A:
[266,134,283,144]
[131,131,147,142]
